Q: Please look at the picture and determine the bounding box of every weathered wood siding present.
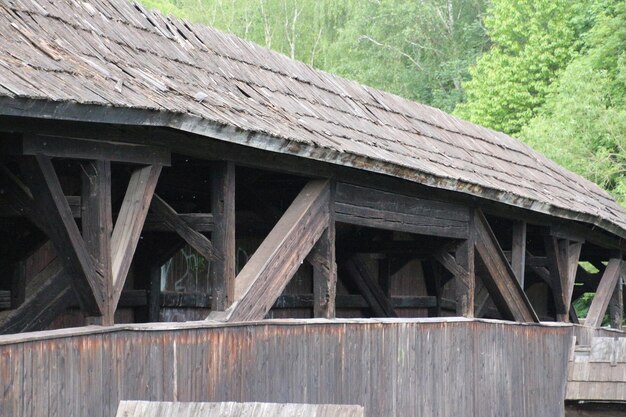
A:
[116,401,365,417]
[0,319,572,417]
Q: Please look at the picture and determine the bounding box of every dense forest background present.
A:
[139,0,626,206]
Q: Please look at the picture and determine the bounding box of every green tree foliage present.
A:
[521,2,626,204]
[139,0,353,66]
[455,0,604,135]
[323,0,488,112]
[137,0,488,113]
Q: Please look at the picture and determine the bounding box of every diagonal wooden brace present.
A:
[209,179,331,322]
[21,155,105,315]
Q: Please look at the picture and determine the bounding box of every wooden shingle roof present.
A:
[1,0,625,238]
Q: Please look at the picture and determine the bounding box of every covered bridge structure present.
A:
[0,1,624,416]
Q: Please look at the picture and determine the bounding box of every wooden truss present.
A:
[0,133,622,330]
[0,135,168,331]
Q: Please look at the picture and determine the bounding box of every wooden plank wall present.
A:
[0,319,573,417]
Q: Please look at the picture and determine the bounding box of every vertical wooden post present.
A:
[455,212,475,317]
[309,182,336,319]
[210,161,236,311]
[148,265,162,323]
[424,260,442,318]
[511,221,526,287]
[81,160,114,325]
[609,273,623,330]
[378,258,391,298]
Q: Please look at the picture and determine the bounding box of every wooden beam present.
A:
[0,165,47,231]
[456,220,475,318]
[21,155,104,315]
[210,180,330,322]
[474,277,492,318]
[609,277,623,330]
[334,183,469,239]
[209,161,236,311]
[149,194,218,260]
[545,236,582,321]
[473,210,539,322]
[0,260,74,334]
[273,294,437,310]
[111,164,161,307]
[423,260,443,317]
[81,160,114,325]
[308,227,337,318]
[10,134,171,166]
[586,258,623,327]
[144,213,214,232]
[378,258,391,298]
[511,221,526,286]
[306,182,336,319]
[148,266,161,322]
[343,255,397,318]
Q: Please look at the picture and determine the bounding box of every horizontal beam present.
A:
[4,134,170,166]
[78,290,439,310]
[273,294,438,310]
[335,183,469,239]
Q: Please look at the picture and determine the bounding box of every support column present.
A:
[455,212,475,317]
[81,160,114,325]
[210,161,236,311]
[511,221,526,287]
[609,273,623,330]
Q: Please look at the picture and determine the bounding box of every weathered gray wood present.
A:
[16,135,171,166]
[0,260,74,334]
[0,317,573,417]
[0,165,53,237]
[308,227,337,318]
[609,276,623,330]
[212,180,330,322]
[545,236,582,322]
[343,255,397,318]
[273,294,437,309]
[21,155,104,315]
[115,401,365,417]
[334,183,469,239]
[149,194,218,260]
[456,221,475,318]
[473,210,539,322]
[511,221,526,287]
[307,182,336,319]
[585,258,623,328]
[423,260,443,317]
[0,0,625,250]
[209,161,236,311]
[144,213,214,232]
[111,164,161,307]
[81,160,114,325]
[148,266,161,322]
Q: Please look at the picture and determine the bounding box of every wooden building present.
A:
[0,1,624,416]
